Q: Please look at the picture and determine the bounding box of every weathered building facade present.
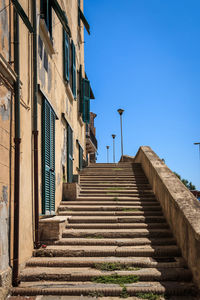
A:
[0,0,95,297]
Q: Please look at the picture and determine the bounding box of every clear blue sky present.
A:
[84,0,200,189]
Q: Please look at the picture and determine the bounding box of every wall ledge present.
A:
[135,146,200,288]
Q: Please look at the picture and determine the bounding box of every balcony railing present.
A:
[86,127,98,150]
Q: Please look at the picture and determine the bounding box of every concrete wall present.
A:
[135,146,200,288]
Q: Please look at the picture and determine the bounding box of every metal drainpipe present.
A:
[32,0,40,249]
[13,8,21,287]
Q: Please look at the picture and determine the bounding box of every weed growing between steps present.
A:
[136,293,164,300]
[94,262,140,271]
[87,291,104,297]
[120,286,129,298]
[107,187,122,190]
[92,273,139,285]
[113,197,119,201]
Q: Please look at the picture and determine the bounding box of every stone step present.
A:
[11,281,197,297]
[19,267,192,282]
[61,229,173,239]
[26,256,186,269]
[81,184,153,190]
[58,205,162,212]
[55,237,176,247]
[66,223,169,230]
[34,245,180,258]
[68,216,166,224]
[60,201,159,206]
[79,191,155,196]
[58,210,164,216]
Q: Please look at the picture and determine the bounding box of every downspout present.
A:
[13,8,21,287]
[32,0,40,249]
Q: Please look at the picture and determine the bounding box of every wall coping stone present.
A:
[134,146,200,288]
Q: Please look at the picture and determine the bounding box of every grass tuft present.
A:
[92,273,139,285]
[94,262,140,272]
[85,235,104,239]
[120,286,129,298]
[136,293,164,300]
[122,208,139,212]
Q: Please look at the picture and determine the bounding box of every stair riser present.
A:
[34,249,180,258]
[60,202,160,206]
[58,207,162,212]
[69,218,166,224]
[67,224,169,230]
[55,239,176,246]
[62,232,173,239]
[12,285,197,297]
[58,211,164,216]
[20,271,192,282]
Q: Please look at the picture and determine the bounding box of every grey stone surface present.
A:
[135,146,200,289]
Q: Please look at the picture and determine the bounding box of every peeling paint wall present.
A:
[0,0,9,60]
[0,84,11,274]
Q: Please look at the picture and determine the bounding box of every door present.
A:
[42,98,55,215]
[67,124,73,183]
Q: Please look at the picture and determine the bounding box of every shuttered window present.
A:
[67,124,73,183]
[42,99,55,214]
[40,0,52,36]
[79,145,83,170]
[63,29,70,81]
[71,41,77,99]
[82,78,90,124]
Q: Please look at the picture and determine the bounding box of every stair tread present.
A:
[26,256,186,268]
[20,267,192,282]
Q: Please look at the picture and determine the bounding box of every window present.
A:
[40,0,52,36]
[38,35,43,59]
[81,78,90,124]
[44,50,48,72]
[71,41,76,99]
[63,29,69,81]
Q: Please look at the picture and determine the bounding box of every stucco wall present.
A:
[0,0,12,293]
[135,146,200,289]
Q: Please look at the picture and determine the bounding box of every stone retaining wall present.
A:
[134,146,200,288]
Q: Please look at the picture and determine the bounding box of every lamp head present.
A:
[117,108,124,115]
[106,146,109,149]
[112,134,116,139]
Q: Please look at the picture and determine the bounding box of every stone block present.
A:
[39,216,68,243]
[62,182,80,201]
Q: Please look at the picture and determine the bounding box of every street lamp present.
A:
[106,146,110,163]
[117,109,124,162]
[194,142,200,159]
[112,134,116,163]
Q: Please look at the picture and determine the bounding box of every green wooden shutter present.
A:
[82,78,90,124]
[42,99,55,215]
[72,41,76,99]
[67,124,73,183]
[63,29,69,81]
[79,65,83,113]
[79,145,83,170]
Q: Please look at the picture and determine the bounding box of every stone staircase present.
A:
[12,163,198,298]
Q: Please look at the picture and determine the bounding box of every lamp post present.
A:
[112,134,116,163]
[106,146,110,163]
[117,109,124,162]
[194,142,200,159]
